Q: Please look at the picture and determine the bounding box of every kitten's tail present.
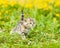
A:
[21,10,24,21]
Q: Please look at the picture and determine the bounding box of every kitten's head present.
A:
[23,18,35,29]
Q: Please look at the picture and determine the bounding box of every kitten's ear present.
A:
[20,10,24,21]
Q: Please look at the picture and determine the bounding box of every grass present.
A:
[0,7,60,48]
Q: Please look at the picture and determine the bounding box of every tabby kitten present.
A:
[10,10,35,40]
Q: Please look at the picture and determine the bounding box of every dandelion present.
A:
[0,0,8,7]
[45,0,54,3]
[2,4,7,8]
[43,2,48,10]
[0,0,3,4]
[55,13,60,17]
[55,0,60,7]
[18,0,25,6]
[36,4,43,9]
[25,0,33,9]
[2,0,8,5]
[8,1,16,6]
[34,0,43,9]
[25,3,33,9]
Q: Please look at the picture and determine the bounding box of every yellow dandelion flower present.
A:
[2,4,7,8]
[45,0,54,3]
[2,0,8,4]
[25,0,33,9]
[0,0,8,6]
[25,3,33,9]
[36,4,43,9]
[34,0,43,9]
[8,1,16,6]
[0,0,3,4]
[55,0,60,7]
[43,2,48,10]
[18,0,25,6]
[55,13,60,17]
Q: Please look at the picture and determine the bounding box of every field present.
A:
[0,0,60,48]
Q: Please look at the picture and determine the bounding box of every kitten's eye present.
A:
[30,22,32,24]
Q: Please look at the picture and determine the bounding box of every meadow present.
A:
[0,0,60,48]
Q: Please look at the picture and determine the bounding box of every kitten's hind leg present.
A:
[10,30,14,34]
[10,29,15,34]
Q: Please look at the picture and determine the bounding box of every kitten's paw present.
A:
[21,36,26,40]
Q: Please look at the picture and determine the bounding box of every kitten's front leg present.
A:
[21,34,26,40]
[18,31,26,40]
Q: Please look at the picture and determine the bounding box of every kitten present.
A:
[10,10,35,40]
